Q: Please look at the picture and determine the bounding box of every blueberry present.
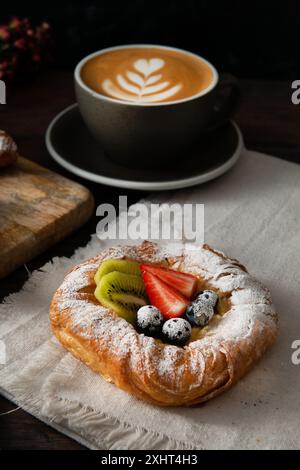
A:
[196,290,218,307]
[185,303,198,326]
[136,305,164,338]
[162,318,191,346]
[185,298,215,327]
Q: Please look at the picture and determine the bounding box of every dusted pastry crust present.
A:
[50,241,278,406]
[0,130,18,167]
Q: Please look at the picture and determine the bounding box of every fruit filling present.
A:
[141,270,189,319]
[140,264,197,299]
[94,269,146,324]
[94,258,222,346]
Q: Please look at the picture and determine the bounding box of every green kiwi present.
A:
[94,259,141,285]
[94,271,147,323]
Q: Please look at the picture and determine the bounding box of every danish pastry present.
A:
[0,130,18,168]
[50,241,278,406]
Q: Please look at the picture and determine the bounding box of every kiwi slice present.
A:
[94,259,141,285]
[94,271,147,323]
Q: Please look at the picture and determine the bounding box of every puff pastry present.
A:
[50,241,278,406]
[0,130,18,168]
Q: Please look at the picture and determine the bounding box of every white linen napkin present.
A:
[1,149,300,449]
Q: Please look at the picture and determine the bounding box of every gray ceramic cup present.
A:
[75,44,240,169]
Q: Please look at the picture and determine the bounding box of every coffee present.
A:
[81,46,214,104]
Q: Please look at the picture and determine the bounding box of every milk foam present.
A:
[101,57,182,103]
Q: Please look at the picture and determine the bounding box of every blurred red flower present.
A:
[14,38,26,49]
[0,16,52,82]
[0,26,10,41]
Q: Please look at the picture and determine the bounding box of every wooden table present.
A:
[0,72,299,449]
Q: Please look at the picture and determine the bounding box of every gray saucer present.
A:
[46,104,243,191]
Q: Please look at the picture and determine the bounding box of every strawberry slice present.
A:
[141,270,189,319]
[140,264,197,299]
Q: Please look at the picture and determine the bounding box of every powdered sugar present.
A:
[0,130,17,156]
[60,262,99,295]
[155,345,186,387]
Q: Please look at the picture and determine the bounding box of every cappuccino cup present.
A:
[75,44,240,169]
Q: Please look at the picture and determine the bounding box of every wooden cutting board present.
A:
[0,156,94,280]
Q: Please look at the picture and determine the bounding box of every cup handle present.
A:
[203,73,240,133]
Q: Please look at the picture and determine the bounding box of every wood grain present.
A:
[0,156,94,279]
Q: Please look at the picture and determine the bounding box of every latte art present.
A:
[102,58,182,103]
[81,47,214,104]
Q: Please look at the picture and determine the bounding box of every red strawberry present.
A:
[140,264,197,299]
[141,271,189,319]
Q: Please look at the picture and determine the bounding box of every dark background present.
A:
[1,0,300,79]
